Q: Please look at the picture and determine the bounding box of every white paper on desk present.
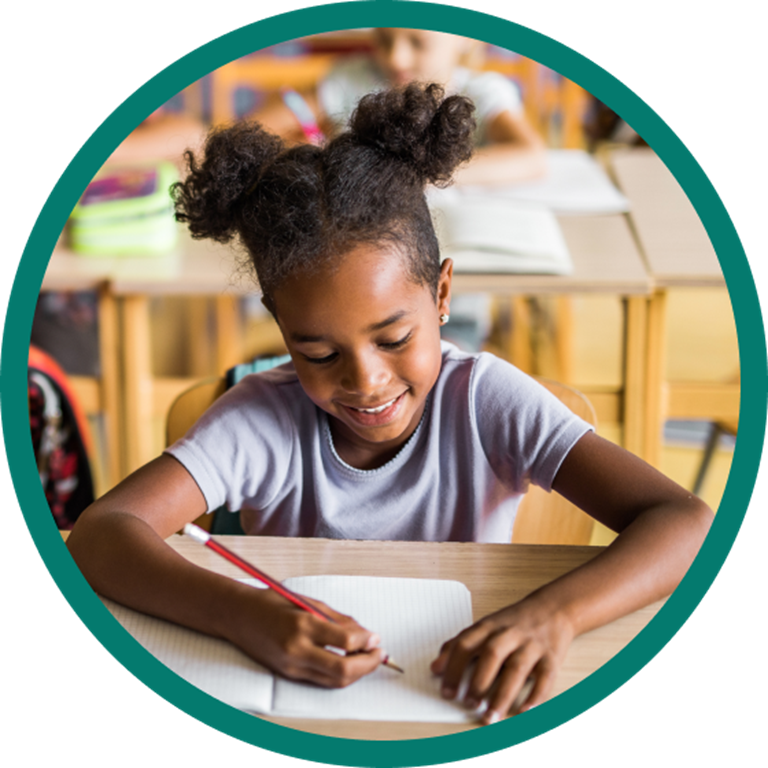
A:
[431,197,573,275]
[102,596,275,713]
[273,576,473,722]
[458,149,631,215]
[101,575,474,723]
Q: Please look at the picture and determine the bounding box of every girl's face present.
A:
[372,28,471,86]
[273,244,452,470]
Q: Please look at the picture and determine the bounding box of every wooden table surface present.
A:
[609,148,724,287]
[158,534,663,740]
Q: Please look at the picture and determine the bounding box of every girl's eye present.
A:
[380,332,412,350]
[303,352,337,365]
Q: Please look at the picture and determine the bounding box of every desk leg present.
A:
[553,296,574,384]
[121,295,155,476]
[643,289,668,469]
[184,296,244,376]
[214,295,243,374]
[96,285,121,489]
[508,297,534,374]
[623,296,648,459]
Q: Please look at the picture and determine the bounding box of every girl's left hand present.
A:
[430,597,574,724]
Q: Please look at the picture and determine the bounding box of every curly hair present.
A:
[172,83,476,313]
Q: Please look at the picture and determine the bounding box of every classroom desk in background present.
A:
[608,148,738,467]
[44,231,251,479]
[60,533,664,740]
[44,211,652,481]
[449,213,652,461]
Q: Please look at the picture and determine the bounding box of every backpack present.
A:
[28,345,95,529]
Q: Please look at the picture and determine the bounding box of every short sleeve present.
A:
[164,375,298,513]
[463,70,522,119]
[471,354,593,492]
[458,70,523,145]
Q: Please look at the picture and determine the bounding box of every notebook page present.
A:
[432,200,572,275]
[459,149,631,215]
[102,597,275,714]
[272,575,475,722]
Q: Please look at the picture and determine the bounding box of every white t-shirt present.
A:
[166,343,592,543]
[317,57,523,145]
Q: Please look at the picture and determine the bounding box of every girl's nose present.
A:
[385,37,413,77]
[340,353,389,396]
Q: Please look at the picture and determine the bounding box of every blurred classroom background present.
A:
[33,30,739,543]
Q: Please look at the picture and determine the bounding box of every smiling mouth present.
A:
[349,395,401,414]
[339,391,407,426]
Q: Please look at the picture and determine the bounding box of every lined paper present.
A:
[459,149,631,215]
[102,575,474,722]
[103,597,275,713]
[273,576,475,722]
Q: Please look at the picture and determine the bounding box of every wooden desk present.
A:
[454,214,652,458]
[118,215,650,473]
[153,534,663,740]
[46,231,251,478]
[45,212,651,480]
[609,148,738,466]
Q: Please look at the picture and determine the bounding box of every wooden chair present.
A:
[167,375,596,545]
[512,378,596,545]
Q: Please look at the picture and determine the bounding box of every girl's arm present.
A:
[431,431,713,723]
[251,90,330,145]
[451,109,548,186]
[67,454,382,687]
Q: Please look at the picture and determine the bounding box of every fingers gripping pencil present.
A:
[183,523,404,673]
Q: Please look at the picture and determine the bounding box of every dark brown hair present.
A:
[172,83,476,313]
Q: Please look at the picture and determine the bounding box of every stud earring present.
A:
[439,314,450,325]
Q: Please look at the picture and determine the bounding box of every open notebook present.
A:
[431,197,573,275]
[457,149,631,215]
[103,575,475,722]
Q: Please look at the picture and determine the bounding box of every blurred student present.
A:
[256,28,546,185]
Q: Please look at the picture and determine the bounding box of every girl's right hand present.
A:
[224,586,383,687]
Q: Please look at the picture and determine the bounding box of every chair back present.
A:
[512,378,597,546]
[167,374,597,544]
[166,377,227,447]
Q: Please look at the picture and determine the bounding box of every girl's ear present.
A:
[437,258,453,318]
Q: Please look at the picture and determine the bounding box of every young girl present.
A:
[67,83,712,726]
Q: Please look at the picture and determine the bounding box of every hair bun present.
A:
[172,122,283,242]
[348,82,476,186]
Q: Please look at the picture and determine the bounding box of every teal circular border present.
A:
[3,2,766,765]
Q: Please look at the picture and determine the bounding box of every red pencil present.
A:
[183,523,404,673]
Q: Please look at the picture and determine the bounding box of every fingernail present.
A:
[483,710,501,725]
[441,686,457,700]
[366,634,381,650]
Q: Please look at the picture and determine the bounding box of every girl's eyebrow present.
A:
[290,310,413,343]
[367,309,413,332]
